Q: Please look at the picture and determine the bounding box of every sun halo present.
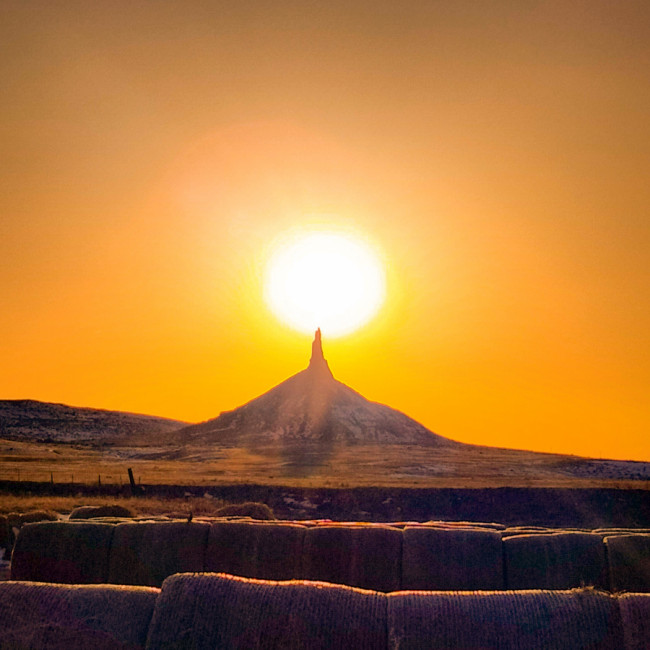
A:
[263,229,386,338]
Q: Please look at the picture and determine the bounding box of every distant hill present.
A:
[170,328,459,448]
[3,333,649,486]
[0,399,187,444]
[162,331,650,483]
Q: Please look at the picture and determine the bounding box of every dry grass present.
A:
[0,494,229,518]
[2,437,649,489]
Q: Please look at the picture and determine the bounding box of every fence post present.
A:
[127,467,138,496]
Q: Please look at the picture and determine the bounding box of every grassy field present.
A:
[1,436,648,490]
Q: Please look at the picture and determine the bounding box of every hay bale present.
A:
[388,588,622,649]
[69,504,135,520]
[18,510,58,524]
[0,580,158,649]
[606,534,650,592]
[3,511,59,552]
[0,515,10,552]
[11,521,115,584]
[402,526,503,590]
[504,532,608,590]
[618,593,650,650]
[205,521,305,581]
[107,521,209,587]
[147,572,387,649]
[302,525,402,592]
[214,502,275,519]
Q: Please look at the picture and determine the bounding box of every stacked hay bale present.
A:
[401,526,503,590]
[69,504,134,519]
[14,510,58,524]
[4,510,58,551]
[107,521,209,587]
[146,572,387,649]
[205,521,305,581]
[504,532,608,590]
[605,534,650,592]
[387,588,622,649]
[618,593,650,650]
[302,524,402,592]
[0,580,158,649]
[11,521,115,584]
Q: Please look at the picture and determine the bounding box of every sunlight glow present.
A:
[264,229,386,337]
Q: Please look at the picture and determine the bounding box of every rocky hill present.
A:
[0,399,187,444]
[171,329,459,448]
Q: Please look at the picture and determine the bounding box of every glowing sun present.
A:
[264,230,386,337]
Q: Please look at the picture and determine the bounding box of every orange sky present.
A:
[1,2,649,461]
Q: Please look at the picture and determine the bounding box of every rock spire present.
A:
[308,328,332,376]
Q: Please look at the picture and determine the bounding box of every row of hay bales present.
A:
[0,502,275,558]
[10,518,650,593]
[1,573,649,649]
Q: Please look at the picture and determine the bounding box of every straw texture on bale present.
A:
[426,521,506,531]
[107,521,209,587]
[69,504,134,520]
[214,502,275,520]
[502,527,556,538]
[205,521,305,581]
[504,532,608,590]
[302,525,402,592]
[618,593,650,650]
[0,580,158,649]
[11,521,115,584]
[594,528,650,535]
[146,572,388,650]
[402,526,503,590]
[605,534,650,592]
[387,588,622,649]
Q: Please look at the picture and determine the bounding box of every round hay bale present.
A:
[205,521,305,581]
[0,580,158,648]
[388,588,622,649]
[4,509,58,550]
[147,572,387,649]
[11,521,115,584]
[302,525,402,592]
[69,504,135,520]
[214,502,275,520]
[605,534,650,592]
[504,532,608,590]
[618,593,650,650]
[107,521,210,587]
[0,515,10,552]
[402,526,503,590]
[16,510,58,524]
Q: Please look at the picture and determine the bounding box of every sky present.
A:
[1,1,649,461]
